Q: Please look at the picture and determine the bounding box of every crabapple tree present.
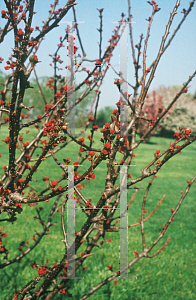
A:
[0,0,196,299]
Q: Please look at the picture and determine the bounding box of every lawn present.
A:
[0,125,196,299]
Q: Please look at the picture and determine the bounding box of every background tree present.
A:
[95,106,116,128]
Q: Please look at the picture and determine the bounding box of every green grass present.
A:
[0,125,196,299]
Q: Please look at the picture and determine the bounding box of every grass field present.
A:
[0,125,196,299]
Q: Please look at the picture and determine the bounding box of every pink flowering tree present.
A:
[0,0,196,299]
[137,90,164,142]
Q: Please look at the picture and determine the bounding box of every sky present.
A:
[0,0,196,111]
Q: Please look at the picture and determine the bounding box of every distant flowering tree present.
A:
[0,0,196,299]
[138,90,165,142]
